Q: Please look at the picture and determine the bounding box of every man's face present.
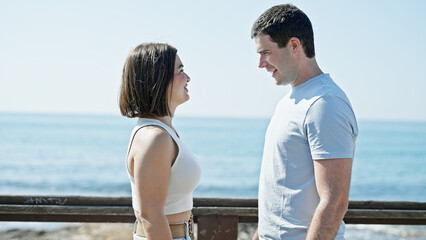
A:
[255,34,298,86]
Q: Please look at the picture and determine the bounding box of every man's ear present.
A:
[288,37,302,53]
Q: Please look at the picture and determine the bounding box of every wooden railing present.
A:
[0,195,425,239]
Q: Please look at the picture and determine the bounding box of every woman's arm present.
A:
[130,126,177,240]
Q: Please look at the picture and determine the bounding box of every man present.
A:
[251,4,358,240]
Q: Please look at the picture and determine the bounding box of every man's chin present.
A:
[274,78,286,86]
[275,77,295,86]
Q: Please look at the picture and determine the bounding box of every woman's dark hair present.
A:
[119,43,177,118]
[251,4,315,58]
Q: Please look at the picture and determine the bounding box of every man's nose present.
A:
[258,56,267,68]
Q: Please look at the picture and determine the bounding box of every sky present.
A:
[1,0,426,121]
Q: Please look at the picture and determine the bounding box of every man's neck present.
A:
[292,58,323,87]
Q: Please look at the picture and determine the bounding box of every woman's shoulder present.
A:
[134,125,174,146]
[131,125,176,159]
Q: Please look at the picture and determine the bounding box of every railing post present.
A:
[197,215,238,240]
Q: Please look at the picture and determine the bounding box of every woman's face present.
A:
[169,55,190,108]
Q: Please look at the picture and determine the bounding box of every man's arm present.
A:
[305,158,352,240]
[252,228,259,240]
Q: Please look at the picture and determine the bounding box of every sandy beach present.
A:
[1,223,426,240]
[0,223,134,240]
[0,223,258,240]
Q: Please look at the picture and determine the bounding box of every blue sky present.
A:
[1,0,425,121]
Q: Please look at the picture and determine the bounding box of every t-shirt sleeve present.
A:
[305,96,358,160]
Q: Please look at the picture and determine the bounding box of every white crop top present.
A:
[126,118,202,215]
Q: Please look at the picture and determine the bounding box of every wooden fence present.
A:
[0,195,425,239]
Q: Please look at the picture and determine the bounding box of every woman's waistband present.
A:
[134,215,194,238]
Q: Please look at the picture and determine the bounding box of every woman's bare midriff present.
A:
[165,210,192,223]
[135,209,192,223]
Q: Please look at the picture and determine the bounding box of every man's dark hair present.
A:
[119,43,177,118]
[251,4,315,58]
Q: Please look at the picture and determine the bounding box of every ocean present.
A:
[0,112,425,239]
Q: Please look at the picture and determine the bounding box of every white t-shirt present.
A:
[258,74,358,240]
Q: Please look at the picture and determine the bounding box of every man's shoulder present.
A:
[309,74,351,106]
[287,74,345,106]
[314,74,344,94]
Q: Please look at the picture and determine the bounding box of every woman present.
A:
[119,43,201,240]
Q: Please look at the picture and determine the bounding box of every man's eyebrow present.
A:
[257,49,269,54]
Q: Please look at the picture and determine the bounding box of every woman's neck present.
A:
[144,115,173,128]
[156,115,173,127]
[143,105,176,128]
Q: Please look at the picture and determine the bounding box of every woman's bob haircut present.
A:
[119,43,177,118]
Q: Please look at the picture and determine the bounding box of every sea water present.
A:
[0,113,425,239]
